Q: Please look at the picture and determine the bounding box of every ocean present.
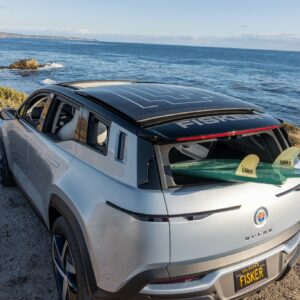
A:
[0,38,299,125]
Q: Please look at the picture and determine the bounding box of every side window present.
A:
[44,98,80,141]
[22,95,49,128]
[87,114,109,153]
[18,103,26,117]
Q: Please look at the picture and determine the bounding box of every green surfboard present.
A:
[171,159,300,185]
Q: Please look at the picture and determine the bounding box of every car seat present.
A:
[96,122,107,145]
[57,109,80,140]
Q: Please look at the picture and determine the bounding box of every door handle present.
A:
[49,156,59,168]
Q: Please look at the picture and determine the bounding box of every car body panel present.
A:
[6,118,76,218]
[141,230,300,298]
[162,178,300,268]
[46,125,169,292]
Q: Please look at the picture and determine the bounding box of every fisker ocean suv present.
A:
[0,80,299,300]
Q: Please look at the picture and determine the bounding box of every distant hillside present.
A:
[0,31,95,42]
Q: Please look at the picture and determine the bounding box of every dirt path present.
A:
[0,185,299,300]
[0,186,58,300]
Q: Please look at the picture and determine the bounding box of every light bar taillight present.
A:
[176,125,280,143]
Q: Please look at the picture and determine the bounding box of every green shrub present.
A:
[283,122,300,148]
[0,86,28,110]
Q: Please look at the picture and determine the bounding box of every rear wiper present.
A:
[276,184,300,197]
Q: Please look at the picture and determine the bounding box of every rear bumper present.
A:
[138,230,300,299]
[92,228,300,300]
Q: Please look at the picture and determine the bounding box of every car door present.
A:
[23,94,80,218]
[7,91,80,216]
[7,92,53,209]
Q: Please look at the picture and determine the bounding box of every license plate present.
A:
[233,260,268,292]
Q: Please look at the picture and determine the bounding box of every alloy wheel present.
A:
[0,159,3,182]
[52,234,78,300]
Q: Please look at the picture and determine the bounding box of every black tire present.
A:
[52,217,91,300]
[0,138,15,186]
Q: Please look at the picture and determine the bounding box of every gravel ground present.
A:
[0,186,58,300]
[0,185,299,300]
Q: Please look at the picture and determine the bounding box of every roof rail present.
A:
[58,80,137,90]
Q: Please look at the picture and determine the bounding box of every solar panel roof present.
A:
[76,83,262,125]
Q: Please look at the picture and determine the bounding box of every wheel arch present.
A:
[48,194,98,294]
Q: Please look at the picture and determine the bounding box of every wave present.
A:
[42,78,57,85]
[39,62,64,70]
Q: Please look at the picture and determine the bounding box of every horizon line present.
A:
[1,30,300,53]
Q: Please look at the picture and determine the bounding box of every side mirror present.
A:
[0,108,18,120]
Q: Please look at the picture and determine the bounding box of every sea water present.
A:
[0,38,299,125]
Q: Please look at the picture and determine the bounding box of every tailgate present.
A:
[163,178,300,274]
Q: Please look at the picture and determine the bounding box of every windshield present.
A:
[159,129,300,187]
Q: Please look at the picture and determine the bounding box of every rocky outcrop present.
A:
[8,59,45,70]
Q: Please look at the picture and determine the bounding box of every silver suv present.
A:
[0,80,299,300]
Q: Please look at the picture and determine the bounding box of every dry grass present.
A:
[283,122,300,147]
[0,86,28,110]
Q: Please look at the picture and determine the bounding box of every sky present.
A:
[0,0,300,50]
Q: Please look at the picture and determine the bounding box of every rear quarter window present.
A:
[87,114,109,154]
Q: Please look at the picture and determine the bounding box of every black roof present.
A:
[67,82,262,126]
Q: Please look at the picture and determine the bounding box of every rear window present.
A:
[162,129,286,187]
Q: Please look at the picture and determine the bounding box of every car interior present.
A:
[94,122,108,146]
[88,117,108,151]
[170,133,280,163]
[24,96,109,146]
[49,102,80,140]
[24,97,48,127]
[169,132,282,186]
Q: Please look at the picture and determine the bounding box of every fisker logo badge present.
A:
[254,208,268,226]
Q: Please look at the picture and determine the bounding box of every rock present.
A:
[9,59,40,70]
